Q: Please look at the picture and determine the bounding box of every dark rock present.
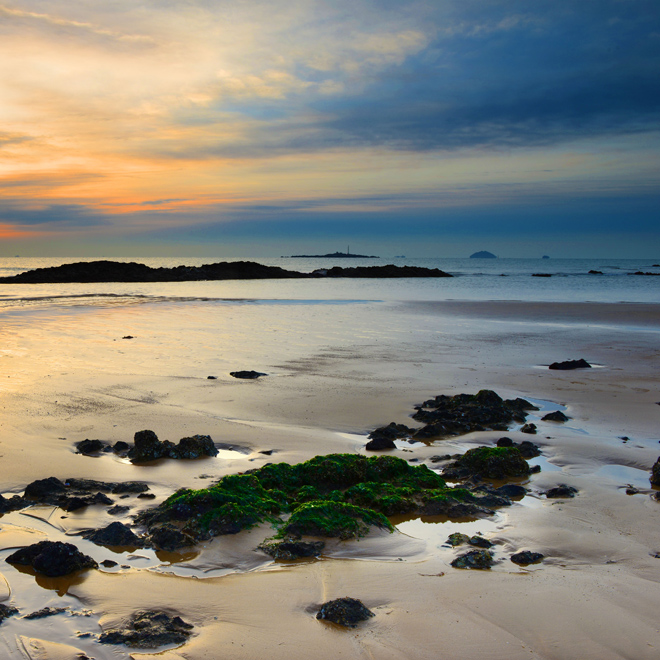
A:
[412,390,536,439]
[111,481,149,494]
[259,449,274,455]
[148,524,196,551]
[129,430,168,462]
[532,273,552,277]
[588,270,603,275]
[650,457,660,487]
[316,597,375,627]
[496,484,528,500]
[23,606,68,619]
[113,441,130,453]
[138,492,156,499]
[23,477,67,501]
[101,559,118,567]
[0,493,25,513]
[626,487,639,495]
[75,439,106,455]
[451,549,494,569]
[258,540,325,560]
[518,440,541,458]
[6,541,97,577]
[107,505,130,515]
[0,604,18,624]
[366,422,412,451]
[511,551,544,565]
[468,535,493,548]
[61,493,114,511]
[442,446,531,482]
[530,464,542,473]
[230,370,267,379]
[171,435,218,459]
[520,423,537,434]
[207,376,217,379]
[99,610,193,649]
[549,359,592,370]
[316,264,452,278]
[545,484,578,498]
[365,436,396,450]
[542,411,569,422]
[447,533,470,546]
[83,522,144,547]
[629,271,660,276]
[429,454,453,463]
[496,437,513,447]
[122,335,135,339]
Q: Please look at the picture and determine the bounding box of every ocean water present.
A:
[0,257,658,314]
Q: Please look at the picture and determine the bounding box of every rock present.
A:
[230,370,267,379]
[101,559,118,568]
[316,597,375,627]
[6,541,97,577]
[447,533,470,546]
[412,390,536,439]
[23,606,68,619]
[138,492,156,499]
[468,535,493,548]
[83,522,144,547]
[75,439,106,455]
[469,251,497,259]
[451,549,494,569]
[122,335,134,339]
[442,446,531,481]
[545,484,578,498]
[258,540,325,560]
[23,477,67,501]
[366,422,412,451]
[99,610,194,649]
[517,440,541,458]
[113,441,130,453]
[496,437,513,447]
[148,524,196,551]
[207,376,217,379]
[365,436,396,450]
[532,273,552,277]
[542,411,569,422]
[549,359,592,370]
[318,264,452,278]
[171,435,218,459]
[496,484,528,500]
[128,430,170,462]
[511,551,544,565]
[520,423,537,434]
[588,270,603,275]
[107,505,130,515]
[0,604,19,624]
[650,457,660,487]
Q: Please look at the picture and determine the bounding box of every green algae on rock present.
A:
[137,453,510,549]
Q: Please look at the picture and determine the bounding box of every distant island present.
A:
[470,251,497,259]
[285,251,379,258]
[0,260,452,283]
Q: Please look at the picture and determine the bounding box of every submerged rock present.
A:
[6,541,97,577]
[230,370,267,379]
[549,359,592,370]
[258,539,325,560]
[511,551,544,565]
[23,606,68,619]
[451,549,494,569]
[99,610,194,649]
[316,597,375,627]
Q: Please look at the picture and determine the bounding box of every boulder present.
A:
[451,549,494,569]
[511,551,544,565]
[83,522,144,547]
[0,604,18,624]
[6,541,97,577]
[23,477,67,501]
[366,422,412,451]
[545,484,578,498]
[148,524,196,551]
[75,439,106,455]
[230,370,267,379]
[650,457,660,487]
[316,597,375,627]
[99,610,194,648]
[520,423,537,434]
[171,435,218,459]
[542,411,569,422]
[549,359,591,370]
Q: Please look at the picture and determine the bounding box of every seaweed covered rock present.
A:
[148,524,197,551]
[411,390,538,439]
[82,522,144,547]
[279,501,393,540]
[6,541,97,577]
[451,549,494,569]
[99,610,193,648]
[650,457,660,487]
[496,437,541,458]
[136,454,515,546]
[316,597,375,627]
[442,446,531,482]
[258,539,325,560]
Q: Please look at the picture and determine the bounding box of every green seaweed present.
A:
[278,500,394,540]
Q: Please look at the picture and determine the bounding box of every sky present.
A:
[0,0,658,258]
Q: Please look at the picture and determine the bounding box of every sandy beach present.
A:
[1,296,659,659]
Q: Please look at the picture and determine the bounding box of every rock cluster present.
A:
[128,431,218,462]
[99,610,194,648]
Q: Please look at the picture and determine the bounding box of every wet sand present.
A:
[0,298,659,659]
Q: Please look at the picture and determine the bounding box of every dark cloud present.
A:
[0,202,109,227]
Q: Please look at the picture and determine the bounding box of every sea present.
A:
[0,257,658,313]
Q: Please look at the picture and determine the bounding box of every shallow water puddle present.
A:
[593,463,652,489]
